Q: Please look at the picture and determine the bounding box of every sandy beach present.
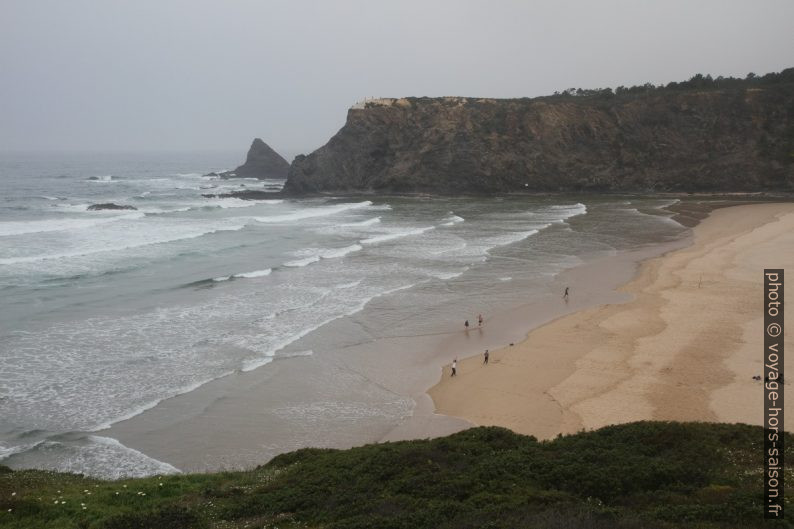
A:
[106,200,692,472]
[430,202,794,437]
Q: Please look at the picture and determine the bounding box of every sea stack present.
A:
[223,138,290,180]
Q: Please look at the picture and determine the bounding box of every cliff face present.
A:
[285,84,794,194]
[226,138,289,179]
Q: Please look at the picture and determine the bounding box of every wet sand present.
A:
[430,203,794,436]
[107,227,689,472]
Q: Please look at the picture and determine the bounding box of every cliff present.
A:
[221,138,289,180]
[285,70,794,194]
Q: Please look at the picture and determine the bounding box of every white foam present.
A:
[654,198,681,209]
[9,435,180,479]
[206,198,283,210]
[622,206,684,228]
[549,202,587,219]
[484,229,540,251]
[86,436,179,476]
[320,244,362,259]
[360,226,434,245]
[240,356,274,371]
[284,256,321,268]
[88,370,236,432]
[430,270,465,280]
[233,268,272,279]
[142,206,193,214]
[254,201,373,223]
[0,216,132,237]
[441,213,465,227]
[339,216,381,227]
[237,281,422,372]
[280,350,314,358]
[334,281,362,289]
[0,222,247,265]
[0,440,44,460]
[283,244,362,268]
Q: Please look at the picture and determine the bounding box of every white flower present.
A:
[10,493,15,497]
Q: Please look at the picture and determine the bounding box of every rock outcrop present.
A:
[219,138,289,180]
[285,71,794,194]
[87,203,137,211]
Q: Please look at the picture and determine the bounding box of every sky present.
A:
[1,0,793,157]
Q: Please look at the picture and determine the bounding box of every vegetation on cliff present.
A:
[285,68,794,195]
[1,422,790,528]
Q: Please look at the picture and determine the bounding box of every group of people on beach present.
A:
[450,349,488,377]
[463,313,484,330]
[452,314,484,377]
[451,288,570,378]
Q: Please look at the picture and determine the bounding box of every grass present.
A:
[0,421,791,528]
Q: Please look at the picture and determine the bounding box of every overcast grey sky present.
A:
[1,0,793,156]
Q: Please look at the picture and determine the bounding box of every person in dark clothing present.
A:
[483,350,489,365]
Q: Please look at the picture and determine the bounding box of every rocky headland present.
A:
[284,69,794,195]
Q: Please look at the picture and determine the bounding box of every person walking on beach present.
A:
[563,286,569,301]
[451,358,457,377]
[483,349,489,365]
[464,319,469,330]
[478,313,484,327]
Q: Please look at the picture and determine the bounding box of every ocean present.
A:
[0,151,687,478]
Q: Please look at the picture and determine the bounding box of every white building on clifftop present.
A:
[350,97,397,109]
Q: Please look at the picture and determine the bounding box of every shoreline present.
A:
[379,235,691,443]
[104,202,693,473]
[429,202,794,437]
[227,188,794,203]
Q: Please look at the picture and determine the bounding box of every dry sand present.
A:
[108,212,687,472]
[429,203,794,437]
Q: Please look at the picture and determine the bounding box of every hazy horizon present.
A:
[2,0,793,155]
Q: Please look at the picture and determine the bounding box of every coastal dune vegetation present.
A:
[1,421,790,528]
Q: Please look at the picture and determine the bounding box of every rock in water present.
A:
[87,203,138,211]
[222,138,289,180]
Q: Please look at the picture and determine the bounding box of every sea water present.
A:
[0,151,686,477]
